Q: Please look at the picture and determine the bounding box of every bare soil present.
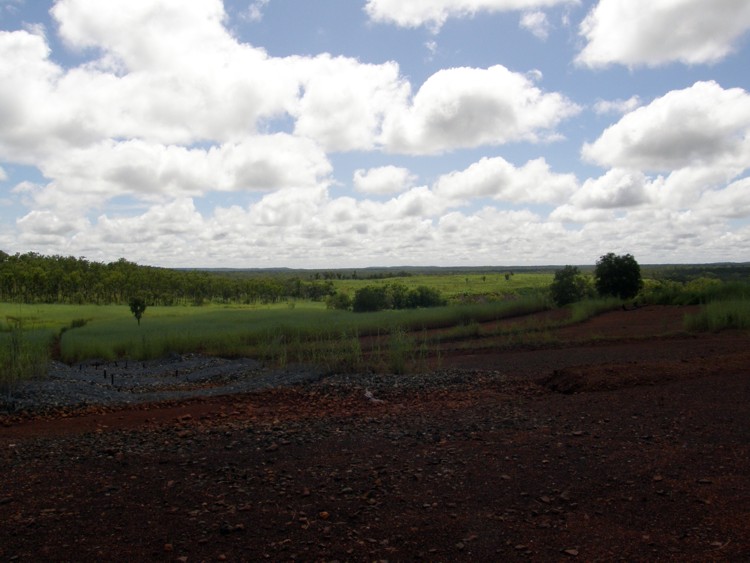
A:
[1,305,749,561]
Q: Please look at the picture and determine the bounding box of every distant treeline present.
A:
[353,283,445,312]
[644,264,750,283]
[0,251,336,305]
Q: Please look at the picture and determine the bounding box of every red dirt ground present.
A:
[1,305,749,561]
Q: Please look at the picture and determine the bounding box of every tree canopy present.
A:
[594,253,643,300]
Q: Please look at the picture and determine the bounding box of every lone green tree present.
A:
[550,265,590,306]
[594,253,643,300]
[128,296,147,326]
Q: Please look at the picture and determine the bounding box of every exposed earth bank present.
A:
[1,306,749,561]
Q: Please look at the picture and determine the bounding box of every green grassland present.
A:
[3,268,750,393]
[1,294,550,365]
[331,272,552,302]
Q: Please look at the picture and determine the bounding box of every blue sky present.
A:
[1,0,749,267]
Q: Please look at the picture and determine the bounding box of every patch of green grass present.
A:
[387,325,411,375]
[46,296,549,366]
[0,318,49,397]
[684,299,750,331]
[569,297,624,324]
[640,279,750,306]
[332,272,553,302]
[0,292,576,375]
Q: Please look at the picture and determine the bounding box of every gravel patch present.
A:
[1,351,515,415]
[1,354,327,413]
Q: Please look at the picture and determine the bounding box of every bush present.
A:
[407,286,446,308]
[389,283,410,309]
[352,283,447,313]
[326,292,352,310]
[594,253,643,300]
[550,266,591,306]
[352,286,389,312]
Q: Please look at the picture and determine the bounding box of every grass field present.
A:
[3,270,750,389]
[332,272,553,301]
[10,295,547,364]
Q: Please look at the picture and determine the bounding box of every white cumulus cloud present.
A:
[16,135,332,225]
[434,156,577,204]
[4,0,749,268]
[381,65,580,155]
[570,168,653,209]
[289,55,410,152]
[577,0,750,68]
[582,81,750,174]
[52,0,233,71]
[353,166,416,195]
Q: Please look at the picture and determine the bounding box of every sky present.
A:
[1,0,749,268]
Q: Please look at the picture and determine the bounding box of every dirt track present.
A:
[1,306,749,561]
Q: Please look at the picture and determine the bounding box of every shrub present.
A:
[406,286,446,308]
[550,266,591,306]
[389,283,410,309]
[352,284,447,312]
[326,292,352,310]
[352,286,389,312]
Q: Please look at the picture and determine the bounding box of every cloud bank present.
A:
[0,0,748,267]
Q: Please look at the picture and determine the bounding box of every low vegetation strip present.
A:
[684,299,750,331]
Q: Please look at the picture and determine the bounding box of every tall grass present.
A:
[640,279,750,331]
[569,297,624,323]
[0,318,49,398]
[641,278,750,306]
[684,299,750,331]
[387,325,411,375]
[438,296,621,344]
[53,297,551,364]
